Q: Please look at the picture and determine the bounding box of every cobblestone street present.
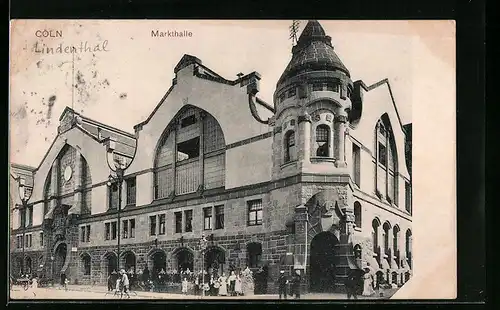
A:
[10,285,395,300]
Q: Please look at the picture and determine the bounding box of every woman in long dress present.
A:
[235,274,243,296]
[218,273,228,296]
[362,269,375,296]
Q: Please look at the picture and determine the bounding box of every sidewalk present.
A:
[52,285,395,299]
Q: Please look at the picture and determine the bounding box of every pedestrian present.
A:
[362,268,375,296]
[228,271,236,296]
[120,269,131,299]
[64,277,69,291]
[235,274,243,296]
[376,274,386,297]
[218,273,228,296]
[277,270,288,300]
[60,272,66,289]
[291,269,301,299]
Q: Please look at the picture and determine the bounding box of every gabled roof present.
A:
[355,78,408,135]
[134,54,274,130]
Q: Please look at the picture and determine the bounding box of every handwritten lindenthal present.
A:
[33,40,109,54]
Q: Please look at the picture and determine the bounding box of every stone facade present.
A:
[10,20,412,294]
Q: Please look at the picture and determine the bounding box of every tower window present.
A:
[315,125,330,157]
[287,87,296,98]
[284,131,296,163]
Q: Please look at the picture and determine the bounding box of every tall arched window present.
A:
[354,201,362,228]
[284,130,296,163]
[372,219,380,253]
[43,169,52,217]
[405,229,412,259]
[154,106,226,198]
[374,117,398,205]
[315,125,330,157]
[393,225,400,254]
[383,222,391,254]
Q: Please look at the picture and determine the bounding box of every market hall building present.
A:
[10,20,412,293]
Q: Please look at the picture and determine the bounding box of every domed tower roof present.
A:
[277,20,350,87]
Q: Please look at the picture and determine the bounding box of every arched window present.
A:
[393,226,400,254]
[154,107,226,198]
[405,229,412,259]
[354,201,362,228]
[383,222,391,254]
[247,242,262,268]
[81,254,91,275]
[374,117,398,205]
[284,130,296,163]
[372,219,380,253]
[43,169,52,216]
[315,125,330,157]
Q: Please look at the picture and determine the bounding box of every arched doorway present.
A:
[175,248,194,272]
[104,252,117,276]
[309,232,339,292]
[16,257,23,276]
[54,243,67,279]
[122,252,136,272]
[205,247,225,275]
[150,250,166,275]
[25,257,33,275]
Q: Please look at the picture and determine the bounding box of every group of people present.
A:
[277,269,303,300]
[344,267,389,299]
[106,269,131,298]
[182,266,256,297]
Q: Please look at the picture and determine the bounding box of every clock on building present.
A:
[63,166,73,181]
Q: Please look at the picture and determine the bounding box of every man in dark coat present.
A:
[345,269,363,299]
[277,270,288,300]
[291,269,301,299]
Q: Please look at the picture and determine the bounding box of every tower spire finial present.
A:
[289,20,301,46]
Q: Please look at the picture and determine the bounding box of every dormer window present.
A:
[315,125,330,157]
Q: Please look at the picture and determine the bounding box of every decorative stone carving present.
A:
[298,112,312,124]
[334,115,348,123]
[326,114,333,122]
[314,114,321,122]
[336,186,349,208]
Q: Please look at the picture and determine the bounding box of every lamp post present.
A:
[50,255,55,285]
[105,138,131,274]
[13,176,31,276]
[199,234,208,298]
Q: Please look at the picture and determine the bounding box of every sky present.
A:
[10,20,455,167]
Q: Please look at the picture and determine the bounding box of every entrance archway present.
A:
[205,247,225,275]
[150,250,166,274]
[175,248,194,272]
[309,232,339,292]
[54,243,67,279]
[25,257,33,275]
[104,252,117,276]
[122,251,136,272]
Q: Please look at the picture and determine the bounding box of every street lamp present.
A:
[199,234,208,298]
[105,137,132,274]
[12,175,32,276]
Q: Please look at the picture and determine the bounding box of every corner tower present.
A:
[272,20,354,179]
[270,20,359,293]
